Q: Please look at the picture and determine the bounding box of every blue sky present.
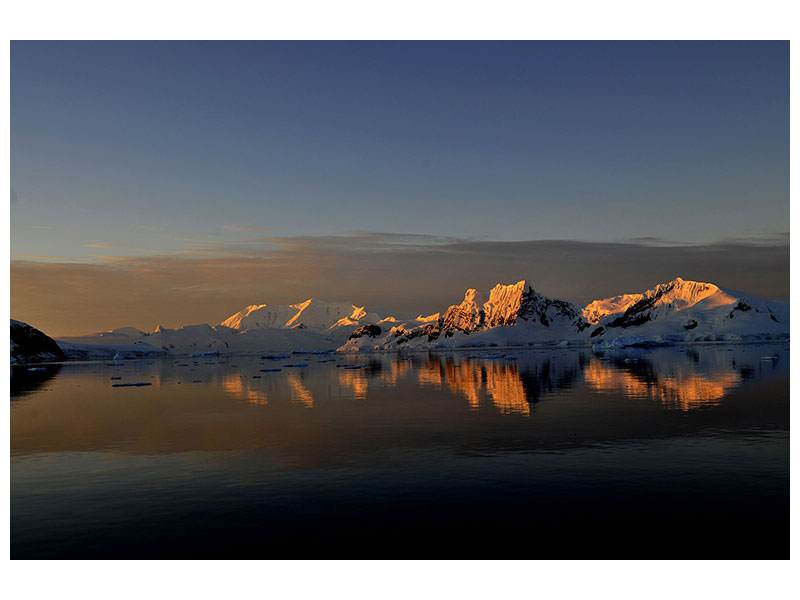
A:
[11,41,789,261]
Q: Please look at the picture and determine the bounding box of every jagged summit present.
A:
[341,280,590,351]
[439,280,586,333]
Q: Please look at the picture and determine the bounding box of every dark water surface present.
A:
[11,344,789,558]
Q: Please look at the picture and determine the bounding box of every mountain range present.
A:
[28,277,789,359]
[341,277,788,351]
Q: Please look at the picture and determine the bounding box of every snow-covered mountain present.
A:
[341,278,788,351]
[585,277,788,345]
[340,281,591,351]
[51,278,789,358]
[220,299,382,331]
[56,298,388,357]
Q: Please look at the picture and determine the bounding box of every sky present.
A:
[10,41,789,335]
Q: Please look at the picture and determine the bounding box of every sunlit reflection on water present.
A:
[583,360,742,411]
[287,373,314,408]
[338,369,368,401]
[221,374,269,406]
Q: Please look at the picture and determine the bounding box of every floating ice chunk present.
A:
[592,336,673,350]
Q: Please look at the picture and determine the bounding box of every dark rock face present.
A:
[10,320,66,363]
[348,324,382,340]
[729,302,753,319]
[514,288,586,330]
[392,322,442,345]
[684,320,698,330]
[606,295,660,328]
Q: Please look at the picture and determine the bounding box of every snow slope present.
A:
[58,323,345,357]
[57,298,388,356]
[587,278,788,344]
[220,299,382,331]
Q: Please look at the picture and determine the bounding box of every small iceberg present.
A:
[260,368,282,372]
[111,382,152,387]
[342,364,366,369]
[261,354,290,360]
[283,363,309,368]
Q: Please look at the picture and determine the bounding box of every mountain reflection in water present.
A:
[212,344,783,415]
[584,359,741,411]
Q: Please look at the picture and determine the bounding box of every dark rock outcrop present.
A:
[348,324,383,339]
[10,320,66,363]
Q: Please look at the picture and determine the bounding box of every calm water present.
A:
[11,344,789,558]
